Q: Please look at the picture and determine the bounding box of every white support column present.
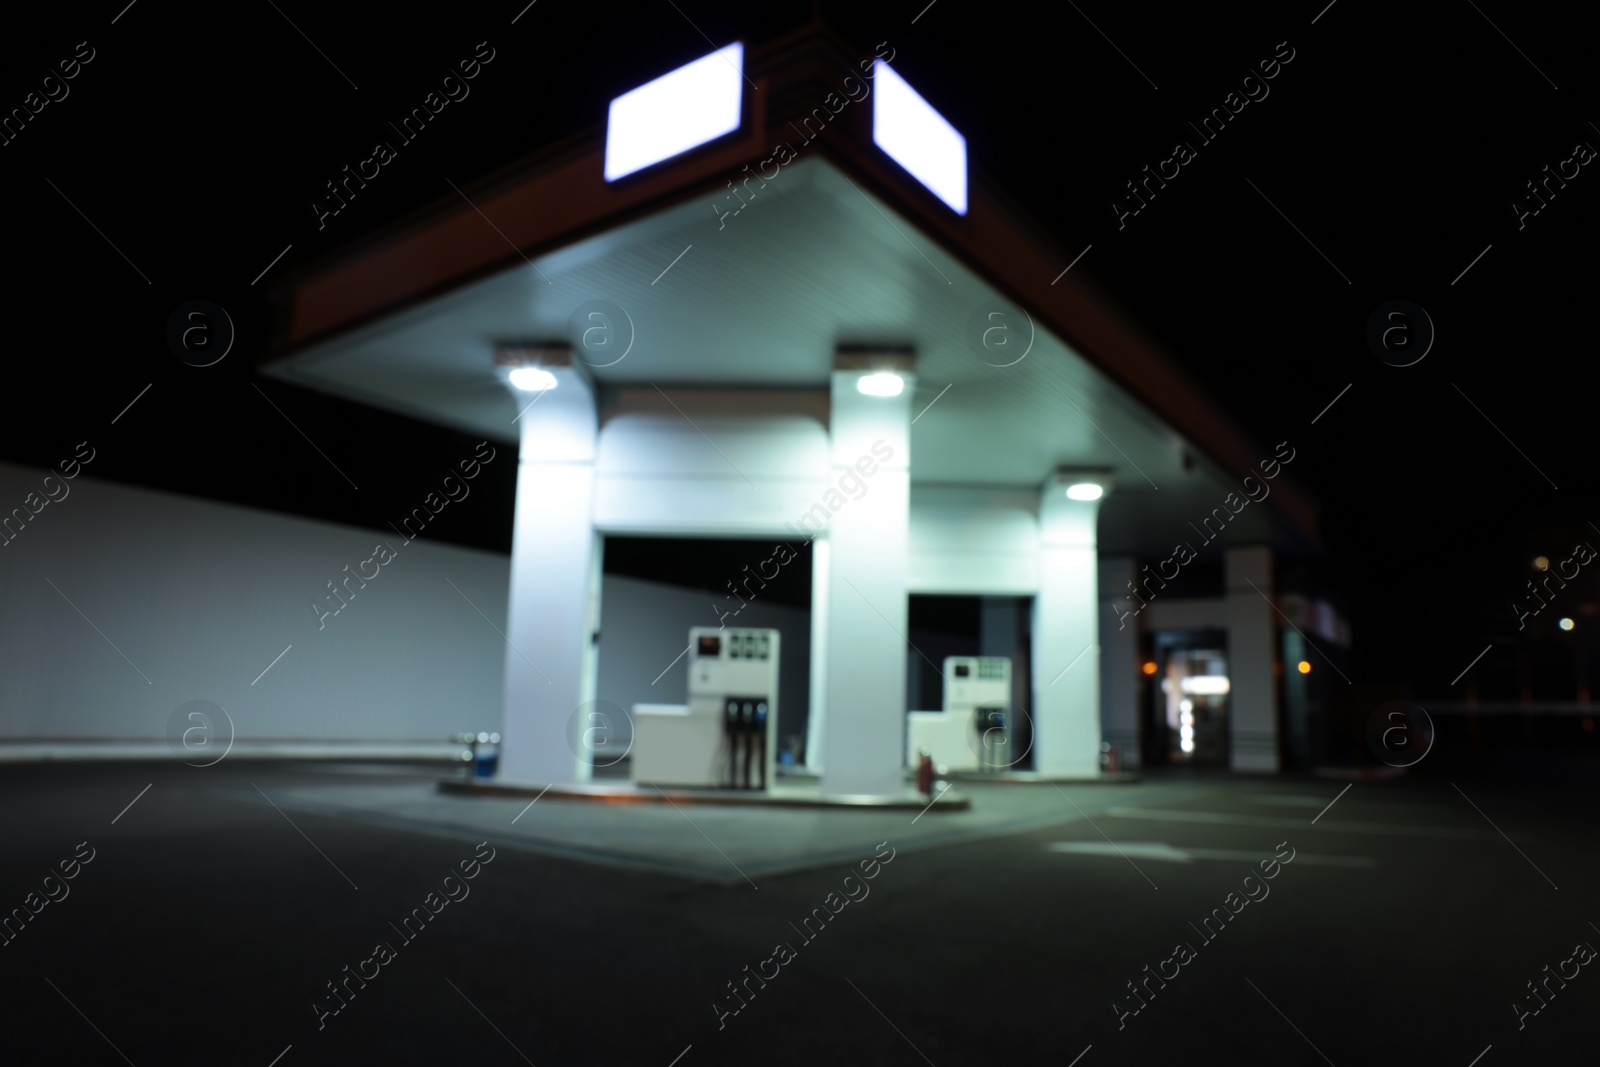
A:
[1032,471,1111,778]
[497,349,599,785]
[1226,544,1280,772]
[820,355,914,797]
[805,535,830,772]
[1098,555,1141,770]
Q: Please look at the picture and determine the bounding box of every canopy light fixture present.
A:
[857,372,905,397]
[508,367,558,392]
[1047,469,1112,507]
[836,347,916,399]
[495,341,572,393]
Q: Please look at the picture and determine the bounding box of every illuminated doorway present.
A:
[1162,647,1230,765]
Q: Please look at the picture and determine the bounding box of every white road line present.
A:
[1055,787,1159,890]
[1103,806,1491,839]
[1046,842,1374,867]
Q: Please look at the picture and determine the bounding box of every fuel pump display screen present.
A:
[697,635,721,657]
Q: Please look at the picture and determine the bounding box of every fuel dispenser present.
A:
[690,627,779,790]
[952,657,1013,770]
[906,656,1012,772]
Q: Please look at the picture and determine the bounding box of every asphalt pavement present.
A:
[0,755,1592,1065]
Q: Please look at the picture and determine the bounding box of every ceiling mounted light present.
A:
[857,372,905,397]
[509,367,558,392]
[1065,482,1103,501]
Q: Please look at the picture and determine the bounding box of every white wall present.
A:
[0,461,509,747]
[593,408,831,537]
[908,486,1039,594]
[595,572,811,754]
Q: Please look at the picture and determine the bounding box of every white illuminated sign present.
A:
[1179,675,1231,696]
[872,60,967,214]
[604,43,745,182]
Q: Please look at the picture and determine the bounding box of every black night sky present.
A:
[2,0,1595,700]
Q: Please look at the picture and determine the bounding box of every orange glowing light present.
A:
[1297,661,1312,674]
[1142,661,1158,675]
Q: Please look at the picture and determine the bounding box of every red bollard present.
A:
[1101,743,1120,774]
